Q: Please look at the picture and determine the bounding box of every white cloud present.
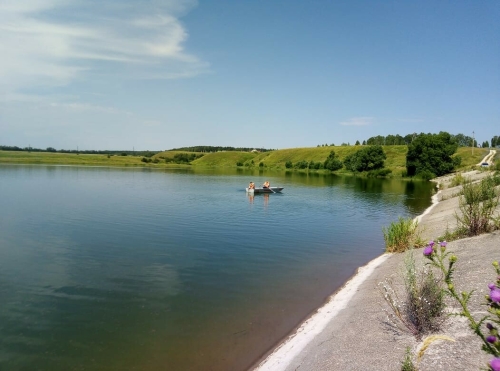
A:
[0,0,208,94]
[339,117,374,126]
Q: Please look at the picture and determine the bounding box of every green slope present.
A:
[1,145,489,177]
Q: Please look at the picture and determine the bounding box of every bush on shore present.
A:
[455,176,499,237]
[406,132,461,177]
[383,217,422,253]
[379,248,445,339]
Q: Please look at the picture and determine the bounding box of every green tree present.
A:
[344,145,386,172]
[452,133,473,147]
[385,135,396,145]
[366,135,385,145]
[406,132,460,177]
[403,134,415,145]
[355,140,360,145]
[295,160,308,169]
[323,150,343,171]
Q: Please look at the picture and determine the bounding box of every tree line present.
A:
[320,133,499,148]
[0,145,159,157]
[167,146,273,153]
[311,132,466,179]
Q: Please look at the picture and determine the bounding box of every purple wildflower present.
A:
[487,323,495,330]
[487,335,497,343]
[490,358,500,371]
[439,241,447,247]
[489,283,497,290]
[423,246,434,256]
[429,240,435,247]
[490,289,500,303]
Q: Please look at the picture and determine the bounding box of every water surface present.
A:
[0,165,434,370]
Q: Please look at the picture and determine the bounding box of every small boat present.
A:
[246,187,284,194]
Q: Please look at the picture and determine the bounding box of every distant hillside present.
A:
[1,145,490,177]
[188,145,489,176]
[166,146,273,153]
[454,147,490,169]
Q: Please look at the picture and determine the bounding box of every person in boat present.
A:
[248,181,255,189]
[263,180,270,188]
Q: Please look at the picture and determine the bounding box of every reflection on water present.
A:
[247,192,273,209]
[0,165,434,371]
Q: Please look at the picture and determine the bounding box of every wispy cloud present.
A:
[397,118,425,123]
[48,102,132,115]
[0,0,208,94]
[339,117,374,126]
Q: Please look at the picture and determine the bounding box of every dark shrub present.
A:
[324,151,343,171]
[367,168,392,177]
[418,170,436,181]
[406,132,459,177]
[344,145,385,172]
[295,160,308,169]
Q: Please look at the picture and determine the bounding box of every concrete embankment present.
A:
[253,170,500,371]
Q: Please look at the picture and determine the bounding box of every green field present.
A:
[0,151,190,168]
[0,145,493,177]
[454,147,490,170]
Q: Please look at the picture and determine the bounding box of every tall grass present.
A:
[379,249,445,339]
[455,176,499,236]
[449,173,465,187]
[383,217,421,253]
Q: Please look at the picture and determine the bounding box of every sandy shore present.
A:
[253,168,499,371]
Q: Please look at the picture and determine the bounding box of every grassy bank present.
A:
[161,145,409,175]
[0,150,191,168]
[454,147,490,169]
[1,145,491,176]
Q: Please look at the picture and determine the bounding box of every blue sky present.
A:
[1,0,499,150]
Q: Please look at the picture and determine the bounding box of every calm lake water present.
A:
[0,165,434,371]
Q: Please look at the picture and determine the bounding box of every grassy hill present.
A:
[1,145,492,177]
[454,147,490,169]
[174,151,255,167]
[0,150,191,168]
[186,145,408,174]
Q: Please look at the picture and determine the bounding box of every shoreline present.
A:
[252,191,441,371]
[252,254,390,371]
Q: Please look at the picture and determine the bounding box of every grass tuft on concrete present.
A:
[383,217,421,253]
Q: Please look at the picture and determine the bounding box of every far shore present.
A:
[0,146,490,178]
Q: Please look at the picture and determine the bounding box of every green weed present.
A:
[380,249,445,339]
[401,347,417,371]
[455,176,499,236]
[383,217,420,253]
